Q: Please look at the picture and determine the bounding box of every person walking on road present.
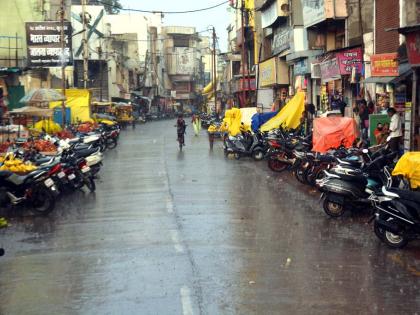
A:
[176,114,186,147]
[192,113,201,136]
[387,108,402,153]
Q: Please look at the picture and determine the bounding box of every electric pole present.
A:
[82,0,89,89]
[240,0,246,107]
[59,0,66,127]
[98,45,103,101]
[212,27,217,114]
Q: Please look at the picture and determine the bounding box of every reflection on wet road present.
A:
[1,120,419,314]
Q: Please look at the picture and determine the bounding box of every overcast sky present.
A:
[119,0,230,51]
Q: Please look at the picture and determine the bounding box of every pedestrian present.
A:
[191,113,201,136]
[358,100,369,140]
[338,97,347,117]
[387,107,402,152]
[368,101,375,114]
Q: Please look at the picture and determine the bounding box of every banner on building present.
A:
[371,53,399,76]
[26,21,73,67]
[175,47,195,75]
[336,47,363,75]
[320,57,340,81]
[259,58,277,87]
[302,0,325,28]
[406,32,420,67]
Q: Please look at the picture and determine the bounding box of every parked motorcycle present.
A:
[0,169,57,215]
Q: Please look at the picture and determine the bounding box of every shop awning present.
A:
[364,76,396,84]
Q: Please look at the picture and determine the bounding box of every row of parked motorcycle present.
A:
[223,128,420,249]
[0,122,121,217]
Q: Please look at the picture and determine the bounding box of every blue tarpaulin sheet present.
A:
[251,111,278,132]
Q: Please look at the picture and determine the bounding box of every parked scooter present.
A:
[224,130,267,161]
[316,149,397,217]
[372,186,420,248]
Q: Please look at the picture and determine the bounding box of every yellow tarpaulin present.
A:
[50,89,92,123]
[260,92,305,132]
[221,107,255,136]
[34,119,62,133]
[392,152,420,189]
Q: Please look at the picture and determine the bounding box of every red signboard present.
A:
[406,32,420,67]
[371,53,399,76]
[336,47,363,75]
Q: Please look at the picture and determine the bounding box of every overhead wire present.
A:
[96,0,229,14]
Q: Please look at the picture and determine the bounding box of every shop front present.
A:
[257,56,289,111]
[312,47,363,115]
[398,24,420,150]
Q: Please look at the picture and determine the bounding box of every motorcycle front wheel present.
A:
[252,150,264,161]
[30,186,56,216]
[268,158,288,172]
[84,176,96,193]
[323,198,345,217]
[106,138,118,150]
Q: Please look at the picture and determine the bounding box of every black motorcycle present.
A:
[0,169,57,215]
[372,186,420,248]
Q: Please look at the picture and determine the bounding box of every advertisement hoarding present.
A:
[302,0,325,28]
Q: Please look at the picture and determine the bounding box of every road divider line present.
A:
[166,198,174,213]
[170,229,184,253]
[180,286,194,315]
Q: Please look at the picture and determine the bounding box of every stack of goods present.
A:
[23,140,57,153]
[0,154,37,174]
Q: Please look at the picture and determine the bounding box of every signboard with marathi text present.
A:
[26,21,72,67]
[259,58,277,87]
[370,53,399,76]
[272,27,291,55]
[336,47,363,75]
[406,32,420,67]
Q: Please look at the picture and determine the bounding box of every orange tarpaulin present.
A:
[313,117,359,153]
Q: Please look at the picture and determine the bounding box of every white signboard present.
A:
[175,47,195,75]
[261,1,278,29]
[302,0,325,28]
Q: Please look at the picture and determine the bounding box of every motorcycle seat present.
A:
[0,170,13,179]
[33,157,55,166]
[5,170,45,186]
[389,188,420,204]
[74,147,100,158]
[318,155,336,163]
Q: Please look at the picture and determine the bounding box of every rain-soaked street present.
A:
[1,120,420,315]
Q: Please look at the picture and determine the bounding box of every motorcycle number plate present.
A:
[68,174,76,180]
[82,166,91,173]
[44,178,54,188]
[58,172,66,179]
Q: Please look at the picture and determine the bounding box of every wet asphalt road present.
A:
[1,119,420,315]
